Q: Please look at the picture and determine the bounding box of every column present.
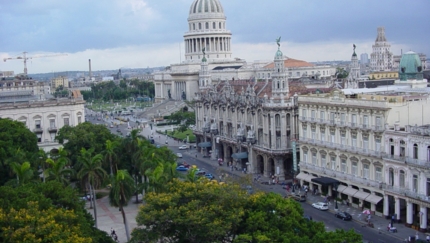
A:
[395,197,401,222]
[406,201,413,225]
[420,206,427,230]
[383,195,389,216]
[370,200,376,212]
[328,185,332,197]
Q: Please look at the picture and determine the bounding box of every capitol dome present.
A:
[184,0,232,62]
[189,0,224,15]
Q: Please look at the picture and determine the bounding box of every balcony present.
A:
[350,122,358,129]
[337,121,347,127]
[361,124,371,131]
[372,125,385,132]
[385,185,430,201]
[383,154,430,168]
[33,126,43,133]
[48,126,57,132]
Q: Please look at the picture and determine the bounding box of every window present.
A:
[219,22,221,29]
[36,134,42,143]
[375,167,382,181]
[330,131,335,143]
[375,138,381,152]
[352,162,357,176]
[413,144,418,159]
[311,129,316,140]
[363,115,369,128]
[64,118,69,126]
[302,127,307,138]
[50,119,55,128]
[311,110,316,120]
[413,174,418,192]
[213,22,216,29]
[296,72,300,76]
[199,23,202,29]
[341,159,346,172]
[427,178,430,196]
[352,135,357,147]
[340,113,346,125]
[193,23,195,30]
[302,109,307,118]
[320,111,325,122]
[303,152,308,163]
[78,116,82,124]
[399,170,405,188]
[375,116,382,130]
[363,138,369,152]
[363,164,369,178]
[35,120,41,129]
[320,130,325,142]
[331,157,336,170]
[341,134,346,146]
[351,114,357,127]
[312,153,317,165]
[321,155,326,168]
[50,133,56,141]
[330,112,335,124]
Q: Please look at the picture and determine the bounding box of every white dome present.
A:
[189,0,224,15]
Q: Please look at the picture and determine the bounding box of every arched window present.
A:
[413,144,418,159]
[213,22,216,29]
[199,23,202,30]
[205,22,209,29]
[219,22,222,29]
[275,114,281,130]
[193,23,195,30]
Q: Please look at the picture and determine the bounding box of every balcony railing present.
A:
[301,163,385,189]
[48,126,57,132]
[33,126,43,133]
[383,153,430,168]
[385,185,430,201]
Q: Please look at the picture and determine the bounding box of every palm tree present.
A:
[109,170,135,241]
[103,139,119,176]
[32,149,48,182]
[45,158,74,185]
[124,130,144,203]
[9,161,34,185]
[76,148,107,228]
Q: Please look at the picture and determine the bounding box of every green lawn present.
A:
[165,129,196,143]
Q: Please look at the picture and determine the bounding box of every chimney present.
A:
[89,59,92,80]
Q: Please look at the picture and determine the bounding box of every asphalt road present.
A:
[87,113,402,243]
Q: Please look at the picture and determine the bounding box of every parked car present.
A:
[335,211,352,221]
[179,145,189,150]
[204,173,215,180]
[176,165,189,171]
[176,153,183,158]
[312,202,329,211]
[286,194,306,202]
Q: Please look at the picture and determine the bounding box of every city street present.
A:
[85,110,408,243]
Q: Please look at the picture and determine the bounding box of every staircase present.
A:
[138,100,188,120]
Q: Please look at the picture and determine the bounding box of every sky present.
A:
[1,0,429,74]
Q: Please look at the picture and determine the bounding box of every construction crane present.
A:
[3,52,68,75]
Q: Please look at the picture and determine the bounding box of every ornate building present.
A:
[345,45,360,89]
[370,27,393,71]
[193,42,299,180]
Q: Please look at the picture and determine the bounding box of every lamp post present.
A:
[210,120,218,161]
[334,182,339,210]
[246,125,256,174]
[235,123,245,171]
[202,119,211,157]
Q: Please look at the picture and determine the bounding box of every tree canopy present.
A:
[131,180,362,243]
[81,79,154,101]
[0,118,39,186]
[0,181,113,243]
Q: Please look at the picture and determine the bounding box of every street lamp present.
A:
[246,125,256,173]
[202,119,211,157]
[334,182,339,210]
[210,120,218,160]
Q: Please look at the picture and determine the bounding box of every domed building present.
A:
[152,0,334,105]
[395,51,427,88]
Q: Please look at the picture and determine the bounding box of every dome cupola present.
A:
[399,51,424,81]
[189,0,224,15]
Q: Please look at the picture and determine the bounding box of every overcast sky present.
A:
[1,0,428,74]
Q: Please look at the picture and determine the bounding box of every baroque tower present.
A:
[199,49,211,89]
[271,38,289,98]
[370,27,393,71]
[346,44,360,89]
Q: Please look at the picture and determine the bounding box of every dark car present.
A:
[286,194,306,202]
[335,211,352,221]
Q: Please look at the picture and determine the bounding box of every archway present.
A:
[226,146,233,165]
[218,143,224,160]
[268,158,275,176]
[256,155,264,175]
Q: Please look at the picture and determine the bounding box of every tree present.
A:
[45,156,74,185]
[123,129,144,203]
[0,181,114,243]
[0,118,38,186]
[103,139,120,176]
[109,170,135,242]
[8,161,35,186]
[131,181,362,243]
[335,67,349,79]
[56,122,116,166]
[76,148,107,228]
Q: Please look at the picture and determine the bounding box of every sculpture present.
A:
[181,90,186,100]
[276,36,281,48]
[202,47,206,56]
[168,89,172,99]
[353,44,356,52]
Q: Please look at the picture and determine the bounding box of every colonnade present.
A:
[185,37,231,55]
[174,81,186,100]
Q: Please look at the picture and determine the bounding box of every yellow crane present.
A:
[3,52,68,75]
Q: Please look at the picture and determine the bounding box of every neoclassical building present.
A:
[153,0,335,103]
[193,43,299,180]
[0,90,85,152]
[383,125,430,231]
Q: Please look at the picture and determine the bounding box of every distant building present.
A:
[393,53,427,71]
[369,71,398,80]
[360,53,369,65]
[0,76,49,96]
[370,27,393,71]
[0,71,14,78]
[51,76,69,90]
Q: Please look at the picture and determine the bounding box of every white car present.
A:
[312,202,329,211]
[179,145,188,150]
[176,153,183,158]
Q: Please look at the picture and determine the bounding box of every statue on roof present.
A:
[202,47,206,56]
[353,44,356,52]
[276,36,281,48]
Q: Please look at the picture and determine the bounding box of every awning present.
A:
[353,190,370,200]
[231,152,248,160]
[365,194,383,204]
[311,177,339,186]
[336,185,347,193]
[342,187,358,196]
[198,142,212,148]
[296,172,315,182]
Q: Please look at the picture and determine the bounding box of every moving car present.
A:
[178,145,188,150]
[204,173,215,180]
[286,194,306,202]
[176,153,183,158]
[312,202,329,211]
[176,165,189,171]
[335,211,352,221]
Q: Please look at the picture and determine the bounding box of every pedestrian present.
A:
[426,234,430,242]
[416,232,419,241]
[391,215,395,226]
